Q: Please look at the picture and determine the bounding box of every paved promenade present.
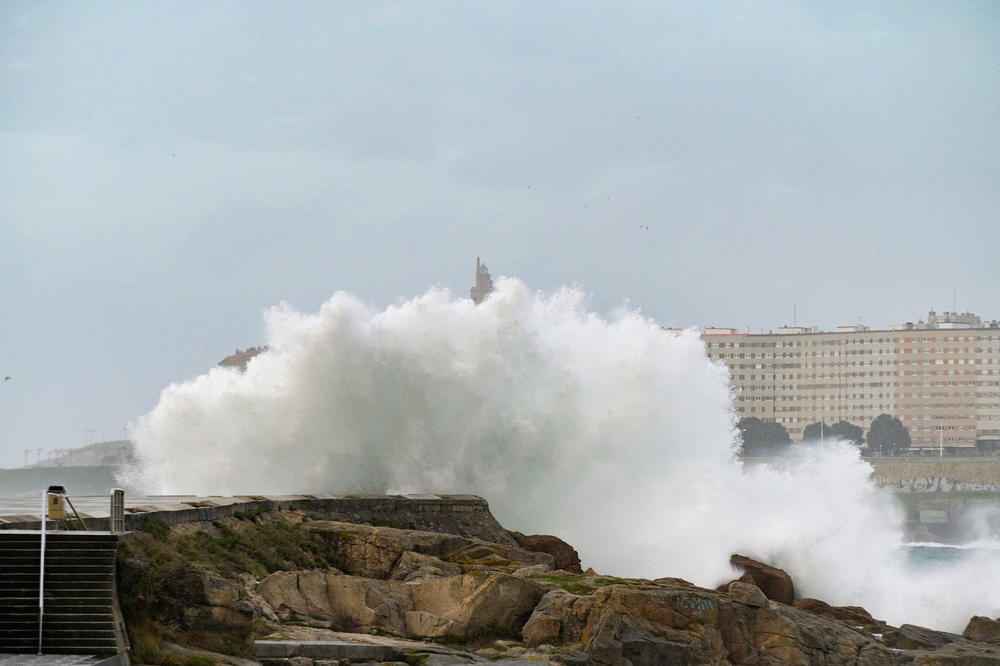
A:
[0,493,299,525]
[0,493,490,532]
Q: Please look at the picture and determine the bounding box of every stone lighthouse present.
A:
[470,257,494,305]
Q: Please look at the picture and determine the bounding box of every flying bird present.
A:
[4,377,10,381]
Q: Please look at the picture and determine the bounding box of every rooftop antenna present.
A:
[793,304,796,327]
[953,289,956,313]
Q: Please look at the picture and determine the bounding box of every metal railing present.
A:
[38,490,46,654]
[36,487,126,653]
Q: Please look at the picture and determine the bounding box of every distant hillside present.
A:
[0,465,124,497]
[28,440,135,469]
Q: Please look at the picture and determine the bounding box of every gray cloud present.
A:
[1,1,998,464]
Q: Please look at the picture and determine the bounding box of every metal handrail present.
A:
[62,495,87,531]
[37,487,100,653]
[38,491,46,654]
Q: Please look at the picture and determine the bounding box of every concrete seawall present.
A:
[867,457,1000,488]
[742,456,1000,542]
[745,456,1000,490]
[0,494,519,546]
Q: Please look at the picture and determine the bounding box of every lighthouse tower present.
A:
[470,257,494,305]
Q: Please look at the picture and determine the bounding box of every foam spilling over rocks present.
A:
[119,507,1000,665]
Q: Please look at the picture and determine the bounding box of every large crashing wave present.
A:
[128,278,1000,630]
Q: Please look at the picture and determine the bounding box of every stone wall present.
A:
[0,494,518,546]
[868,458,1000,489]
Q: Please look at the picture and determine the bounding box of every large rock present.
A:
[325,575,414,634]
[257,570,338,622]
[580,585,751,664]
[193,570,241,607]
[521,577,904,665]
[965,616,1000,645]
[303,521,553,579]
[402,609,467,637]
[410,572,548,636]
[793,598,892,637]
[882,624,971,651]
[521,589,594,647]
[304,521,470,578]
[258,570,413,634]
[181,603,254,635]
[729,554,795,605]
[755,602,902,666]
[236,572,282,631]
[509,532,583,574]
[258,569,546,640]
[726,581,768,608]
[174,569,255,636]
[906,642,1000,664]
[390,551,463,583]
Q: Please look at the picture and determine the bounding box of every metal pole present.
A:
[63,495,85,531]
[38,490,46,654]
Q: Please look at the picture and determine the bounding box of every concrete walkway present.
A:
[0,656,118,666]
[0,493,485,528]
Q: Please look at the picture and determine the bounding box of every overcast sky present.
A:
[2,1,998,467]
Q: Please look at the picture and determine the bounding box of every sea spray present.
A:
[127,278,1000,631]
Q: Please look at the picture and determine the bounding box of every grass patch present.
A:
[118,511,345,662]
[136,517,171,539]
[432,622,523,648]
[530,572,651,595]
[446,554,518,567]
[401,651,431,665]
[122,517,341,580]
[233,507,263,521]
[371,519,408,529]
[126,619,219,666]
[368,626,404,638]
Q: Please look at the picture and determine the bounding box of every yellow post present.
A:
[46,486,66,520]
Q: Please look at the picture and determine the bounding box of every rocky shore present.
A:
[118,506,1000,665]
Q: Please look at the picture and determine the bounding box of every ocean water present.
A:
[0,465,122,497]
[905,542,1000,569]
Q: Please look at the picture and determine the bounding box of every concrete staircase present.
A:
[0,531,120,657]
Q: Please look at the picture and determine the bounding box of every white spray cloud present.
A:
[128,278,1000,631]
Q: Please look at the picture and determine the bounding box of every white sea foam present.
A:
[127,278,1000,631]
[905,541,1000,550]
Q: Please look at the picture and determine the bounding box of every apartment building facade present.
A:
[701,312,1000,453]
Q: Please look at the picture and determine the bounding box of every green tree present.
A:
[801,421,831,442]
[737,417,791,456]
[867,414,911,456]
[828,420,864,446]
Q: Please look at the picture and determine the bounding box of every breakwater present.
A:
[0,493,517,546]
[742,456,1000,543]
[867,457,1000,492]
[867,459,1000,543]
